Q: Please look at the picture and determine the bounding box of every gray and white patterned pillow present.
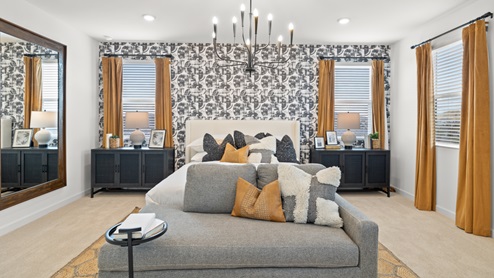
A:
[278,164,342,227]
[248,136,278,163]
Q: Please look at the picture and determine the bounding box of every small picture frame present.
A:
[326,131,338,145]
[314,136,325,149]
[149,129,166,148]
[13,129,33,148]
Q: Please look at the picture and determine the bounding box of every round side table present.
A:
[105,222,168,278]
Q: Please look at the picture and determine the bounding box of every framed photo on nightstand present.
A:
[12,129,33,148]
[326,131,338,145]
[149,129,166,148]
[314,137,325,149]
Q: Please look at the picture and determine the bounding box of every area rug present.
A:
[52,207,419,278]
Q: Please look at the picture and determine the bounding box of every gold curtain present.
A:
[317,60,335,136]
[371,60,386,149]
[155,57,173,148]
[24,56,42,146]
[414,43,436,211]
[456,20,491,237]
[102,57,123,148]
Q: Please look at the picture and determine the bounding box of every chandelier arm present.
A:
[255,54,292,66]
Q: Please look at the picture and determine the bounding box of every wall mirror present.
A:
[0,18,66,210]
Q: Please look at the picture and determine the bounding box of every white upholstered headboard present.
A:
[185,120,300,163]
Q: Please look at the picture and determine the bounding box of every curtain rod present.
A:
[103,53,173,58]
[410,12,492,49]
[318,56,388,60]
[24,53,58,57]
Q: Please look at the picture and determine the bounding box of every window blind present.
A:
[334,66,372,138]
[41,60,58,135]
[122,61,156,139]
[433,41,463,145]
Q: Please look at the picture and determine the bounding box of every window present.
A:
[122,61,156,140]
[432,41,463,146]
[41,60,59,135]
[334,65,372,138]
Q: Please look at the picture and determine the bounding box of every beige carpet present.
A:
[52,207,419,278]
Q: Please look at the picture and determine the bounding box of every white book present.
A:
[114,213,156,239]
[114,218,165,239]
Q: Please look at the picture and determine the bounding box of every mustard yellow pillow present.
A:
[231,178,286,222]
[220,143,249,163]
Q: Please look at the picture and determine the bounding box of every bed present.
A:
[99,119,378,278]
[146,119,301,206]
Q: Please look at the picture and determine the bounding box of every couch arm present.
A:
[335,194,378,278]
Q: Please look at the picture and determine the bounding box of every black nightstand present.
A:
[91,147,174,197]
[310,148,390,197]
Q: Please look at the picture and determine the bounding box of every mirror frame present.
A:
[0,18,66,210]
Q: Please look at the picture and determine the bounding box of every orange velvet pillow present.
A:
[220,143,249,163]
[231,178,286,222]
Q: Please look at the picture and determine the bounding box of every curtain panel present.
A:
[102,57,123,148]
[155,57,173,148]
[371,60,386,149]
[23,56,42,146]
[456,20,491,237]
[414,43,436,211]
[317,60,335,137]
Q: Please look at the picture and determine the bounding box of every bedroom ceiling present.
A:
[24,0,473,44]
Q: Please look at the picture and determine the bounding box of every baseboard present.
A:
[0,191,86,236]
[436,205,455,220]
[392,186,414,200]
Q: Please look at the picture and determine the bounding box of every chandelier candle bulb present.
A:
[268,14,273,35]
[289,23,294,45]
[240,4,245,26]
[213,17,218,35]
[253,9,259,35]
[232,17,237,39]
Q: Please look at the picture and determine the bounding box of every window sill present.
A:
[436,142,459,150]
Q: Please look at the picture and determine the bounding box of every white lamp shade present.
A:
[126,112,149,129]
[337,113,360,129]
[30,111,57,128]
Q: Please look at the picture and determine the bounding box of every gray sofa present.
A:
[99,164,378,278]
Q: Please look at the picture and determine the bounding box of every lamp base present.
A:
[344,145,353,149]
[341,129,356,148]
[130,129,145,148]
[34,128,51,147]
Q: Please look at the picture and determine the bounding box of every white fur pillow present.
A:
[278,164,343,225]
[314,198,343,228]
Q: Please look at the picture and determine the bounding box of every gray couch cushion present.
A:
[183,163,257,213]
[257,163,326,189]
[99,204,359,272]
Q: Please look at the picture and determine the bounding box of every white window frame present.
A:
[334,65,373,140]
[432,40,463,148]
[122,59,156,142]
[41,59,58,136]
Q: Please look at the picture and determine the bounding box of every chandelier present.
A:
[211,0,294,74]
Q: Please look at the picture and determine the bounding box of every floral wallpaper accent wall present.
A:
[1,42,58,145]
[98,42,391,168]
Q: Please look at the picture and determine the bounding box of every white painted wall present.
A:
[0,0,99,235]
[391,0,494,234]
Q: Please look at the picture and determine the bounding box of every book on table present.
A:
[113,213,164,239]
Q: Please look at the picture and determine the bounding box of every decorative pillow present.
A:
[255,133,299,163]
[314,198,343,227]
[220,143,249,163]
[256,163,326,189]
[248,136,277,163]
[278,164,341,223]
[190,152,207,162]
[234,130,260,149]
[254,132,273,139]
[183,164,257,213]
[202,133,234,162]
[276,135,299,163]
[231,178,285,222]
[187,134,228,152]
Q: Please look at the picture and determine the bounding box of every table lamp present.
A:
[337,112,360,149]
[126,111,149,149]
[30,111,57,148]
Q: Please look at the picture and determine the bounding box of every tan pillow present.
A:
[231,178,286,222]
[220,143,249,163]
